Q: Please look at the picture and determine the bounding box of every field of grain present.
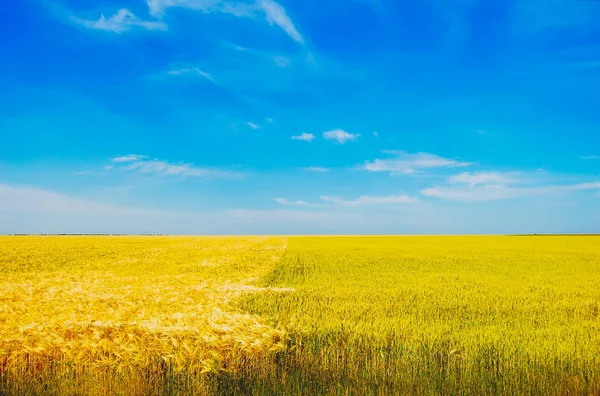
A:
[1,236,600,395]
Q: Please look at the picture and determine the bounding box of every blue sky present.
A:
[1,0,599,234]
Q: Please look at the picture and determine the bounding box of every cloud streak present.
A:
[363,151,472,174]
[320,194,420,206]
[274,198,309,206]
[72,9,167,33]
[112,154,148,163]
[448,172,523,187]
[110,155,240,178]
[146,0,304,43]
[257,0,304,44]
[167,68,218,84]
[163,65,260,105]
[68,0,304,44]
[422,172,600,202]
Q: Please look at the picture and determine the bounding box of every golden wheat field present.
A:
[1,236,600,395]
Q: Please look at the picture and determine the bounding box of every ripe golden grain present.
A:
[0,236,289,394]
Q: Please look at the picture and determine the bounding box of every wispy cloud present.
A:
[291,133,315,142]
[573,182,600,190]
[422,172,600,202]
[423,184,524,202]
[247,122,260,130]
[273,55,292,68]
[257,0,304,43]
[225,42,298,68]
[301,166,330,172]
[320,194,420,206]
[362,151,472,174]
[68,0,305,45]
[146,0,304,44]
[147,0,254,18]
[582,155,599,160]
[448,172,523,187]
[163,65,260,105]
[72,9,167,33]
[323,129,360,144]
[274,193,421,207]
[167,68,218,84]
[274,198,309,206]
[111,154,148,163]
[110,155,240,178]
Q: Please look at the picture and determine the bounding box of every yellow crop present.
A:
[0,236,290,395]
[1,235,600,394]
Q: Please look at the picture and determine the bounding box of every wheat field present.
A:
[1,236,599,395]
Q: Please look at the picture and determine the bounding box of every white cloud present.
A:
[111,156,239,178]
[72,9,167,33]
[449,172,522,187]
[224,42,296,70]
[323,129,360,144]
[363,151,472,174]
[581,155,599,160]
[111,154,148,163]
[104,165,115,170]
[422,179,600,202]
[247,122,260,130]
[70,0,304,44]
[572,182,600,190]
[320,194,420,206]
[273,193,421,208]
[273,55,292,68]
[257,0,304,43]
[422,185,522,202]
[265,118,274,123]
[164,65,258,105]
[167,68,218,84]
[301,166,330,172]
[274,198,309,206]
[373,131,379,137]
[146,0,304,44]
[125,161,233,177]
[291,133,315,142]
[147,0,251,17]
